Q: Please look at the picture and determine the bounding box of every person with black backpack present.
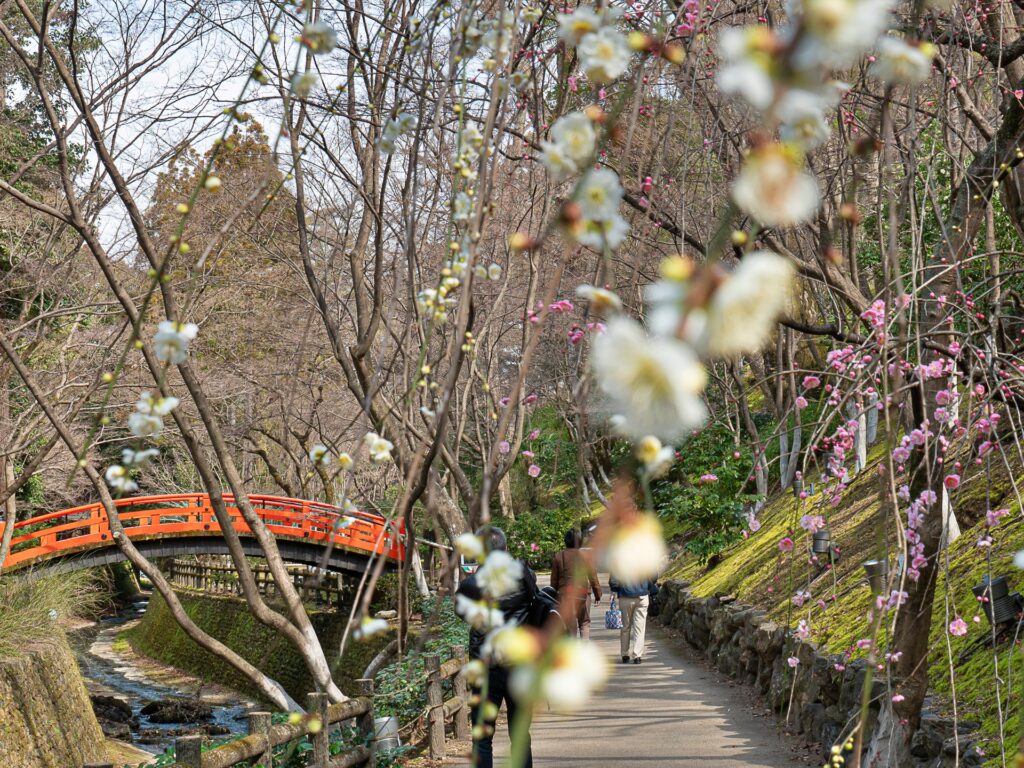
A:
[455,527,537,768]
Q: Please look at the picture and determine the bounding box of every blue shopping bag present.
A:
[605,596,623,629]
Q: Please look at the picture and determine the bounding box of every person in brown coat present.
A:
[550,528,602,638]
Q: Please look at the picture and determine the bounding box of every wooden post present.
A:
[248,711,273,767]
[451,645,470,740]
[307,691,330,767]
[426,654,444,759]
[175,734,203,768]
[357,677,376,767]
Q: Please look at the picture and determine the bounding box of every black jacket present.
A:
[456,561,538,659]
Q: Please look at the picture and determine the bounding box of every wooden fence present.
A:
[165,558,349,610]
[85,648,473,767]
[175,684,374,768]
[426,646,470,759]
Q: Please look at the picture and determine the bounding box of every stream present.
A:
[69,598,253,756]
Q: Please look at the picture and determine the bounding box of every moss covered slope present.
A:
[663,441,1024,763]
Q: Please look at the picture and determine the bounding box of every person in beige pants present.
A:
[609,577,659,663]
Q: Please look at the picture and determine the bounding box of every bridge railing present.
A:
[0,493,404,570]
[170,684,377,768]
[166,558,350,609]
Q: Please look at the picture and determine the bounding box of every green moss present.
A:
[664,438,1024,766]
[124,590,391,704]
[0,634,106,768]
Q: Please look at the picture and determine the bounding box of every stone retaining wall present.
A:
[0,635,107,768]
[656,579,983,767]
[126,589,389,703]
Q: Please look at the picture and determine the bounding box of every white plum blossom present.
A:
[461,659,487,688]
[476,550,524,598]
[453,192,473,221]
[128,391,178,438]
[701,252,795,356]
[604,513,668,583]
[136,391,179,417]
[363,432,394,463]
[309,444,330,466]
[353,616,390,640]
[121,447,159,466]
[576,285,623,315]
[578,27,631,83]
[482,624,540,665]
[153,320,198,365]
[455,594,507,631]
[796,0,896,69]
[576,168,624,222]
[716,27,777,111]
[379,113,418,155]
[539,140,579,180]
[128,412,164,438]
[511,637,609,711]
[870,37,935,85]
[557,6,603,45]
[521,6,542,23]
[461,125,484,148]
[732,144,821,227]
[454,533,484,560]
[575,214,629,251]
[591,317,707,441]
[301,21,338,53]
[777,90,833,150]
[635,435,675,478]
[290,72,317,98]
[105,464,138,493]
[482,14,516,56]
[487,263,502,281]
[550,112,597,166]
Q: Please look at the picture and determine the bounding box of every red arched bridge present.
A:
[0,493,404,577]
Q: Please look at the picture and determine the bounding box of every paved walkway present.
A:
[488,613,800,767]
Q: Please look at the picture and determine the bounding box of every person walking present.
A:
[550,528,602,638]
[609,575,659,664]
[455,527,536,768]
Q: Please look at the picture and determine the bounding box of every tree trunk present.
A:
[411,546,430,598]
[0,369,16,567]
[867,77,1021,768]
[498,473,515,521]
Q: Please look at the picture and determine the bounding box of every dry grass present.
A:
[0,569,109,657]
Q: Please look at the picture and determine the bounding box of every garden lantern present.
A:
[863,560,888,593]
[811,529,832,556]
[972,576,1024,627]
[810,529,838,567]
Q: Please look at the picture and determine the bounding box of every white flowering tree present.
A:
[2,0,1024,760]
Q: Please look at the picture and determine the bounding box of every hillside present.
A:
[663,440,1024,763]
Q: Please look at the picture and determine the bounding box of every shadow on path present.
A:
[490,615,801,767]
